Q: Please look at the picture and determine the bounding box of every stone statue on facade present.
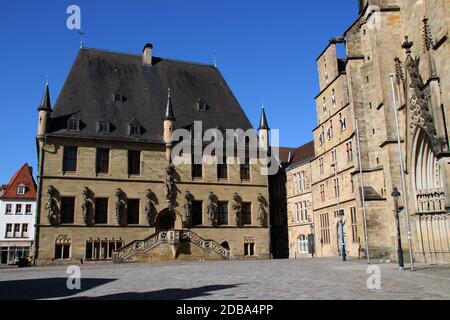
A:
[115,188,126,225]
[257,193,266,227]
[439,190,446,212]
[207,192,218,227]
[46,185,59,225]
[416,193,423,212]
[81,187,94,226]
[232,192,241,227]
[165,164,176,211]
[183,191,193,228]
[145,189,157,226]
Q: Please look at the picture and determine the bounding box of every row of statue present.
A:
[416,190,446,213]
[46,185,267,228]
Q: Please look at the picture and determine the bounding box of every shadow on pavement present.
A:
[0,278,116,300]
[67,284,240,300]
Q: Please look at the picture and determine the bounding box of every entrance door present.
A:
[1,250,7,264]
[337,222,347,257]
[155,210,175,232]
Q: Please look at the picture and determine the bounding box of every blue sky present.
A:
[0,0,358,182]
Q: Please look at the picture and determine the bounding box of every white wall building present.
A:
[0,164,36,265]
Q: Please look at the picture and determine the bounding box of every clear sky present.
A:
[0,0,358,183]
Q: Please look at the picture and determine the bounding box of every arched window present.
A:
[220,241,230,251]
[129,119,141,136]
[412,128,446,213]
[298,235,308,253]
[97,119,110,134]
[196,98,208,112]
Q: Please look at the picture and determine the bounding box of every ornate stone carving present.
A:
[232,193,242,227]
[422,18,434,52]
[46,185,59,226]
[165,164,176,212]
[55,234,71,245]
[207,192,218,227]
[402,37,446,154]
[115,188,126,225]
[183,191,194,228]
[394,57,404,85]
[145,189,157,226]
[416,188,447,213]
[81,187,94,226]
[257,193,267,227]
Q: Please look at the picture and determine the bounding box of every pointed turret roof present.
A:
[259,104,269,130]
[165,88,175,121]
[38,83,52,112]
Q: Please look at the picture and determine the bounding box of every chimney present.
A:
[143,43,153,66]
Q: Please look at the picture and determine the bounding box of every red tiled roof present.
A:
[0,163,37,200]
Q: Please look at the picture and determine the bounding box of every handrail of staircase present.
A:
[113,230,231,262]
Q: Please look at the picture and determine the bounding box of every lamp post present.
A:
[391,187,405,271]
[309,223,315,258]
[337,209,347,262]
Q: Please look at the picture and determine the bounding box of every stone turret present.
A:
[37,82,52,144]
[164,88,175,162]
[258,103,270,154]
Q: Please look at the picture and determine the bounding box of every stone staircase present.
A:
[112,230,231,263]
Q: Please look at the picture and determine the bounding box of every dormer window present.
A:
[97,119,110,134]
[197,98,208,112]
[67,118,80,132]
[113,91,127,103]
[17,185,26,195]
[129,119,141,136]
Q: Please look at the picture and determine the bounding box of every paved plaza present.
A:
[0,258,449,300]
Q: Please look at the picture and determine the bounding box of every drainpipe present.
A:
[32,137,46,266]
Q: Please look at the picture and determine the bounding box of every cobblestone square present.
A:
[0,258,449,300]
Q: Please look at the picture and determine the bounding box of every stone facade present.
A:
[286,156,314,259]
[306,0,449,263]
[33,46,273,265]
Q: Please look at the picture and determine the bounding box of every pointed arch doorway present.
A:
[155,209,175,232]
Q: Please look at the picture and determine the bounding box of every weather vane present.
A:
[78,30,85,48]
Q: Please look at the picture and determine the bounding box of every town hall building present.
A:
[34,44,273,265]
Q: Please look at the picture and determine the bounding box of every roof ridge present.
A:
[81,47,216,68]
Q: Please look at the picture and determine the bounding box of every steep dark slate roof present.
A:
[38,83,52,112]
[49,48,253,143]
[259,107,269,130]
[165,90,175,121]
